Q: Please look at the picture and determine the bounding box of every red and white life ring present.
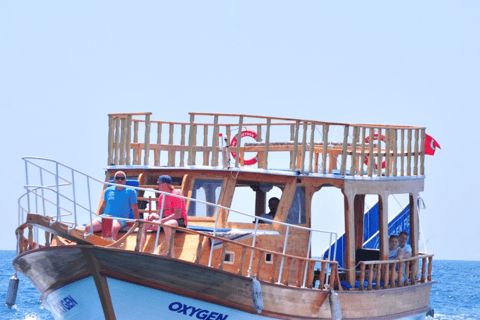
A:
[230,130,261,166]
[364,133,386,169]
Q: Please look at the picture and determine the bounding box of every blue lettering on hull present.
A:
[51,295,78,315]
[169,302,229,319]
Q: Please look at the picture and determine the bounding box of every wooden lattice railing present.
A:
[107,112,426,177]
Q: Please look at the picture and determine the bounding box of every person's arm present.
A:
[131,203,140,220]
[403,251,412,259]
[396,248,405,260]
[98,201,106,215]
[160,207,182,223]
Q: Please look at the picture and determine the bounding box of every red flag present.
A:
[425,134,441,155]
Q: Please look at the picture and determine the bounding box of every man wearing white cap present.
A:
[85,171,139,240]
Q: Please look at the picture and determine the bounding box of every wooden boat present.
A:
[13,112,435,320]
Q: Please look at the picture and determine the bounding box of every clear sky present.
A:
[1,1,479,260]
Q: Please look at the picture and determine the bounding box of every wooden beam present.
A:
[80,248,117,320]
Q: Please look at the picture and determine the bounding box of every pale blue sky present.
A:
[1,1,479,259]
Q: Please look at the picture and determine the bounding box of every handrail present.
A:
[19,157,338,264]
[106,112,427,177]
[358,253,434,290]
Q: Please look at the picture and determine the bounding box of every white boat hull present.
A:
[43,276,276,320]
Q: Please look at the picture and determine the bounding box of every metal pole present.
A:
[247,218,260,277]
[302,231,313,288]
[85,177,93,238]
[276,225,290,284]
[25,160,30,214]
[208,205,220,267]
[154,194,166,254]
[69,170,78,231]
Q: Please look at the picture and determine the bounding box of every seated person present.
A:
[389,235,405,260]
[259,197,280,224]
[398,231,412,258]
[140,175,187,257]
[85,171,139,240]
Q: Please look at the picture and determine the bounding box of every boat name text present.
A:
[169,302,229,320]
[51,295,78,315]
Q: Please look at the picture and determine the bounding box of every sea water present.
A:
[0,250,479,320]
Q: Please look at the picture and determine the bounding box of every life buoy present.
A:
[230,130,261,166]
[364,133,386,169]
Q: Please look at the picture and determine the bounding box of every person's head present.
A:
[389,235,399,250]
[113,171,127,188]
[268,197,280,215]
[157,175,174,192]
[399,231,409,247]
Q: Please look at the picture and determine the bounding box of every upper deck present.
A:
[107,112,427,180]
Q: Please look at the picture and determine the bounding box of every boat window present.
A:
[188,179,223,217]
[286,186,306,224]
[228,181,283,223]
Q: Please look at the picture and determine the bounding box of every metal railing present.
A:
[18,157,339,286]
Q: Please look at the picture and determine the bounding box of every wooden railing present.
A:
[107,112,427,177]
[132,219,342,290]
[358,253,434,290]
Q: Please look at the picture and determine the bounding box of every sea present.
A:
[0,250,479,320]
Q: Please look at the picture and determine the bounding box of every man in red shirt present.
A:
[142,175,187,256]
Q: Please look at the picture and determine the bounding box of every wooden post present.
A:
[383,263,389,289]
[340,125,349,175]
[295,259,304,287]
[220,241,228,270]
[322,125,329,174]
[108,115,115,165]
[350,126,358,175]
[238,246,247,276]
[359,127,366,176]
[428,257,433,281]
[235,116,243,167]
[290,124,295,167]
[404,261,410,286]
[344,193,356,286]
[255,250,263,278]
[398,261,404,287]
[413,129,419,175]
[211,116,219,166]
[300,122,308,172]
[203,125,209,166]
[376,128,382,177]
[155,123,162,166]
[407,129,412,176]
[420,128,426,175]
[167,229,176,258]
[379,193,389,262]
[168,123,175,166]
[263,119,271,169]
[193,125,197,165]
[421,258,427,282]
[367,264,374,290]
[385,128,391,177]
[282,257,292,286]
[354,195,365,250]
[143,114,151,165]
[133,121,139,165]
[119,118,126,165]
[367,128,374,177]
[195,234,205,264]
[180,124,186,167]
[45,231,50,247]
[126,115,132,165]
[375,263,381,289]
[188,114,195,165]
[401,129,405,176]
[28,225,34,250]
[114,117,120,165]
[291,121,300,172]
[319,262,326,289]
[135,222,145,252]
[392,129,398,177]
[410,192,419,279]
[359,263,365,290]
[270,254,277,283]
[308,123,315,173]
